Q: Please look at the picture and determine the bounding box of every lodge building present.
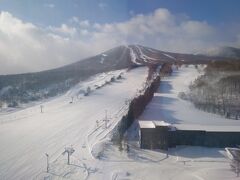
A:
[139,120,240,150]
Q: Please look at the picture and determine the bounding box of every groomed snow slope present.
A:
[34,66,238,180]
[0,67,148,180]
[139,65,240,131]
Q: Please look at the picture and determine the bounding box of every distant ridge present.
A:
[206,46,240,59]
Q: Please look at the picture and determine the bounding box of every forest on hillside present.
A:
[184,61,240,119]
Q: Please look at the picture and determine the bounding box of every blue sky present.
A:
[0,0,240,74]
[1,0,240,26]
[0,0,129,26]
[128,0,240,25]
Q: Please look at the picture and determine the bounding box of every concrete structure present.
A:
[139,120,240,150]
[139,121,172,150]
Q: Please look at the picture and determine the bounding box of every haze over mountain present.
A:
[206,47,240,59]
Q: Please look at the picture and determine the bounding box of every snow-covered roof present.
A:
[153,121,171,127]
[138,120,171,129]
[138,121,155,128]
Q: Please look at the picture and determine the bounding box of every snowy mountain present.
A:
[0,46,239,179]
[0,44,232,107]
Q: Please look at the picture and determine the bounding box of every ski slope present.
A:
[0,67,148,180]
[139,65,240,131]
[36,65,239,180]
[1,65,238,180]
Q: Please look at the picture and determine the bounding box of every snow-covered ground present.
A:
[36,137,238,180]
[35,65,239,180]
[0,65,239,180]
[139,65,240,131]
[100,143,238,180]
[0,67,148,180]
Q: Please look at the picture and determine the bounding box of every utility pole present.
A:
[45,153,49,173]
[125,99,128,105]
[62,146,75,165]
[103,110,109,129]
[96,120,99,128]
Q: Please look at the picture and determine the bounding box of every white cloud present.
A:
[44,3,55,8]
[69,16,79,24]
[49,24,77,36]
[79,20,90,28]
[69,17,90,28]
[93,23,101,29]
[0,12,92,74]
[89,8,232,53]
[80,29,89,36]
[0,9,239,74]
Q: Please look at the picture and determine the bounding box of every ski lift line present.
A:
[45,126,91,165]
[96,108,128,141]
[90,116,121,154]
[88,101,128,136]
[88,102,129,139]
[88,95,135,143]
[87,79,148,159]
[87,108,127,153]
[36,144,70,178]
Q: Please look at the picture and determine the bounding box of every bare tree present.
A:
[231,158,240,177]
[227,148,240,177]
[84,86,91,96]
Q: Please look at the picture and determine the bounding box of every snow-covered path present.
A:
[0,67,147,180]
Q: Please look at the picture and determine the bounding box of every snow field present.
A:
[0,67,148,179]
[139,65,240,131]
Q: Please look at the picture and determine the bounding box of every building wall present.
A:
[204,132,240,147]
[169,130,240,148]
[140,127,169,150]
[140,128,240,149]
[169,130,206,147]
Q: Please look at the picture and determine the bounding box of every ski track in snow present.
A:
[147,48,158,53]
[136,45,159,62]
[128,46,142,65]
[163,53,176,60]
[128,45,176,65]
